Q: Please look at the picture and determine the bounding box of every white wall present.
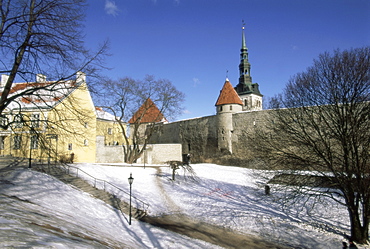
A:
[96,136,182,164]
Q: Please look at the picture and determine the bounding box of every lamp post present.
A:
[143,149,146,169]
[128,173,134,225]
[28,129,35,169]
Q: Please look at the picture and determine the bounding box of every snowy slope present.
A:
[0,163,368,248]
[76,163,369,249]
[0,167,221,248]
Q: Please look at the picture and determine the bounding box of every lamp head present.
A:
[128,173,134,185]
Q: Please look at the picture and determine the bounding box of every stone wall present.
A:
[149,110,271,166]
[149,115,219,163]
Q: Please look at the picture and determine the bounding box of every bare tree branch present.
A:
[95,75,185,163]
[249,47,370,243]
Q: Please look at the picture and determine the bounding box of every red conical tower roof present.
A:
[215,79,243,106]
[129,98,167,124]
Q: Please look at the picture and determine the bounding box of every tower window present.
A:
[230,105,232,111]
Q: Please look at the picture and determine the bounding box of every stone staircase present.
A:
[32,164,146,220]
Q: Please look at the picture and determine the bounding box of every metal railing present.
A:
[51,163,150,213]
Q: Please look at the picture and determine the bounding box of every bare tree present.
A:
[0,0,107,117]
[97,75,185,163]
[249,47,370,243]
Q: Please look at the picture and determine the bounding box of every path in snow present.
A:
[139,167,291,249]
[1,159,292,249]
[154,167,182,214]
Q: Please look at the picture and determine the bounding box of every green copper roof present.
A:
[241,27,247,50]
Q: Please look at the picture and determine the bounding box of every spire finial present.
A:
[241,20,247,49]
[226,70,229,80]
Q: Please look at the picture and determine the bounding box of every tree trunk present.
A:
[348,206,369,244]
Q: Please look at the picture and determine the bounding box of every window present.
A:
[14,114,23,128]
[0,115,8,127]
[68,143,73,150]
[84,139,88,146]
[229,105,233,111]
[108,128,112,135]
[31,135,38,149]
[126,126,130,138]
[31,113,40,128]
[244,99,248,107]
[14,135,22,149]
[0,136,4,150]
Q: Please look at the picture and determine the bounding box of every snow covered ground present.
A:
[0,165,221,248]
[0,162,369,248]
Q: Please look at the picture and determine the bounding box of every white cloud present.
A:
[150,0,179,5]
[192,77,201,87]
[291,45,299,50]
[105,0,119,16]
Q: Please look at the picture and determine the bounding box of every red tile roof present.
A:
[0,80,78,110]
[3,80,77,95]
[215,80,243,106]
[9,82,49,94]
[128,98,167,124]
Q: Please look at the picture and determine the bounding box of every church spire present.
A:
[238,23,252,88]
[241,23,247,51]
[234,22,263,111]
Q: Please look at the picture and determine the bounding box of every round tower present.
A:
[215,79,243,154]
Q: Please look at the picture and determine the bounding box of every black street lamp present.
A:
[128,173,134,225]
[28,129,35,169]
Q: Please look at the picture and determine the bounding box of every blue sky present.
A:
[84,0,370,121]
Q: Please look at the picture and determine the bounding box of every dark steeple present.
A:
[235,24,262,97]
[239,24,252,85]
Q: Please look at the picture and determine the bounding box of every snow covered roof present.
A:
[95,107,118,121]
[0,72,87,112]
[1,80,80,111]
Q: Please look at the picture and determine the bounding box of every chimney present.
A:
[36,74,47,83]
[1,74,9,88]
[76,71,86,83]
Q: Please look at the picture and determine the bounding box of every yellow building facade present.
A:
[0,73,126,163]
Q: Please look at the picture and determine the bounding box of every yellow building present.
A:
[0,72,126,163]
